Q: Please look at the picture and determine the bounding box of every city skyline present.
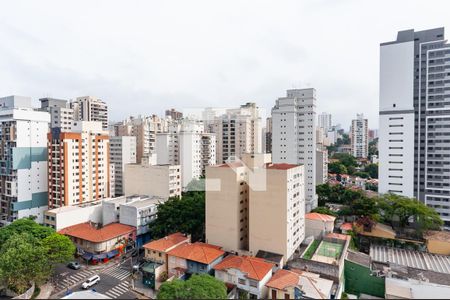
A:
[2,0,450,128]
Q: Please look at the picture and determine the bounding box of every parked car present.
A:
[82,275,100,289]
[67,262,81,270]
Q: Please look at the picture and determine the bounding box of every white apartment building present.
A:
[123,163,182,198]
[110,136,137,196]
[205,154,305,261]
[39,98,74,131]
[47,121,110,209]
[211,103,262,164]
[70,96,108,130]
[156,120,216,188]
[0,96,50,225]
[379,28,450,224]
[272,88,317,212]
[113,115,168,163]
[318,112,332,133]
[350,114,369,158]
[109,164,115,198]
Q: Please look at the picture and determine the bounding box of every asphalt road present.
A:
[51,255,142,299]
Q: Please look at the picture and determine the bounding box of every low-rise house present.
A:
[214,255,274,299]
[305,213,336,239]
[340,223,353,234]
[266,269,333,300]
[44,202,103,231]
[59,222,136,264]
[141,233,190,289]
[424,231,450,255]
[385,276,450,299]
[167,242,225,278]
[255,250,284,272]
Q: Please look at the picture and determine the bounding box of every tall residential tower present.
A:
[350,113,369,158]
[379,28,450,224]
[272,88,317,212]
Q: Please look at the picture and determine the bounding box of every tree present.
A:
[364,163,378,179]
[354,171,370,179]
[0,218,54,245]
[157,274,227,299]
[316,184,332,206]
[42,233,76,265]
[328,162,347,175]
[311,207,338,217]
[0,233,50,293]
[378,194,443,232]
[150,191,205,241]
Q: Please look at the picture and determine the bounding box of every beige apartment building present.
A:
[205,154,305,262]
[112,115,168,163]
[210,103,262,164]
[48,121,110,209]
[123,163,182,198]
[70,96,108,130]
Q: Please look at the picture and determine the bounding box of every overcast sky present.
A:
[1,0,450,129]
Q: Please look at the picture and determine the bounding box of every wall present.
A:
[287,258,339,282]
[305,219,334,239]
[344,259,385,298]
[427,239,450,256]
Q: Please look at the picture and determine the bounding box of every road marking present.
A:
[106,290,121,297]
[114,285,129,293]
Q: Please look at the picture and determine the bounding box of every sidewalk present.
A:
[36,283,53,299]
[132,275,155,299]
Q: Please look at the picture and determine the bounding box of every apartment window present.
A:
[238,278,246,285]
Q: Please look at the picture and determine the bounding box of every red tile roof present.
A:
[143,232,189,252]
[214,255,273,281]
[325,233,350,241]
[305,213,336,222]
[167,242,225,264]
[58,222,135,243]
[266,269,301,290]
[340,223,353,231]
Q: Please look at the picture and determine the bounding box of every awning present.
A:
[82,252,93,260]
[93,253,107,260]
[107,249,119,258]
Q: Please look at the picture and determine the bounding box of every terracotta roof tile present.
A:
[214,255,273,281]
[325,232,350,241]
[340,223,353,231]
[167,242,224,264]
[143,233,189,252]
[265,163,300,170]
[305,213,336,222]
[266,269,301,290]
[58,222,135,243]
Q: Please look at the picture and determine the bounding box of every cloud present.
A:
[1,0,449,128]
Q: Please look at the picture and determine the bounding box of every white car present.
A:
[82,275,100,289]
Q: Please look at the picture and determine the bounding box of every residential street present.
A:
[51,256,141,299]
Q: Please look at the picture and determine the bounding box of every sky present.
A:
[1,0,450,129]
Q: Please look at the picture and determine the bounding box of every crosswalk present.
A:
[104,280,131,298]
[54,269,95,293]
[100,266,132,281]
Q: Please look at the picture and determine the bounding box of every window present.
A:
[249,280,258,288]
[238,278,246,285]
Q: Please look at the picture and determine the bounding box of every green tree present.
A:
[328,162,347,175]
[378,194,443,232]
[42,233,76,265]
[332,153,357,169]
[354,171,370,179]
[0,233,50,293]
[0,218,54,245]
[150,191,205,241]
[311,207,338,217]
[364,163,379,179]
[157,274,227,299]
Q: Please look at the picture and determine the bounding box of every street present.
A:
[51,255,141,299]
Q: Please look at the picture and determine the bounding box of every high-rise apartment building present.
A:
[205,154,305,261]
[350,114,369,158]
[211,103,262,164]
[156,120,216,188]
[70,96,108,130]
[47,121,110,209]
[165,108,183,120]
[272,88,317,212]
[123,163,182,199]
[110,136,137,196]
[318,112,332,133]
[264,117,272,154]
[39,98,74,131]
[316,128,328,185]
[0,96,50,225]
[379,28,450,224]
[113,115,168,164]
